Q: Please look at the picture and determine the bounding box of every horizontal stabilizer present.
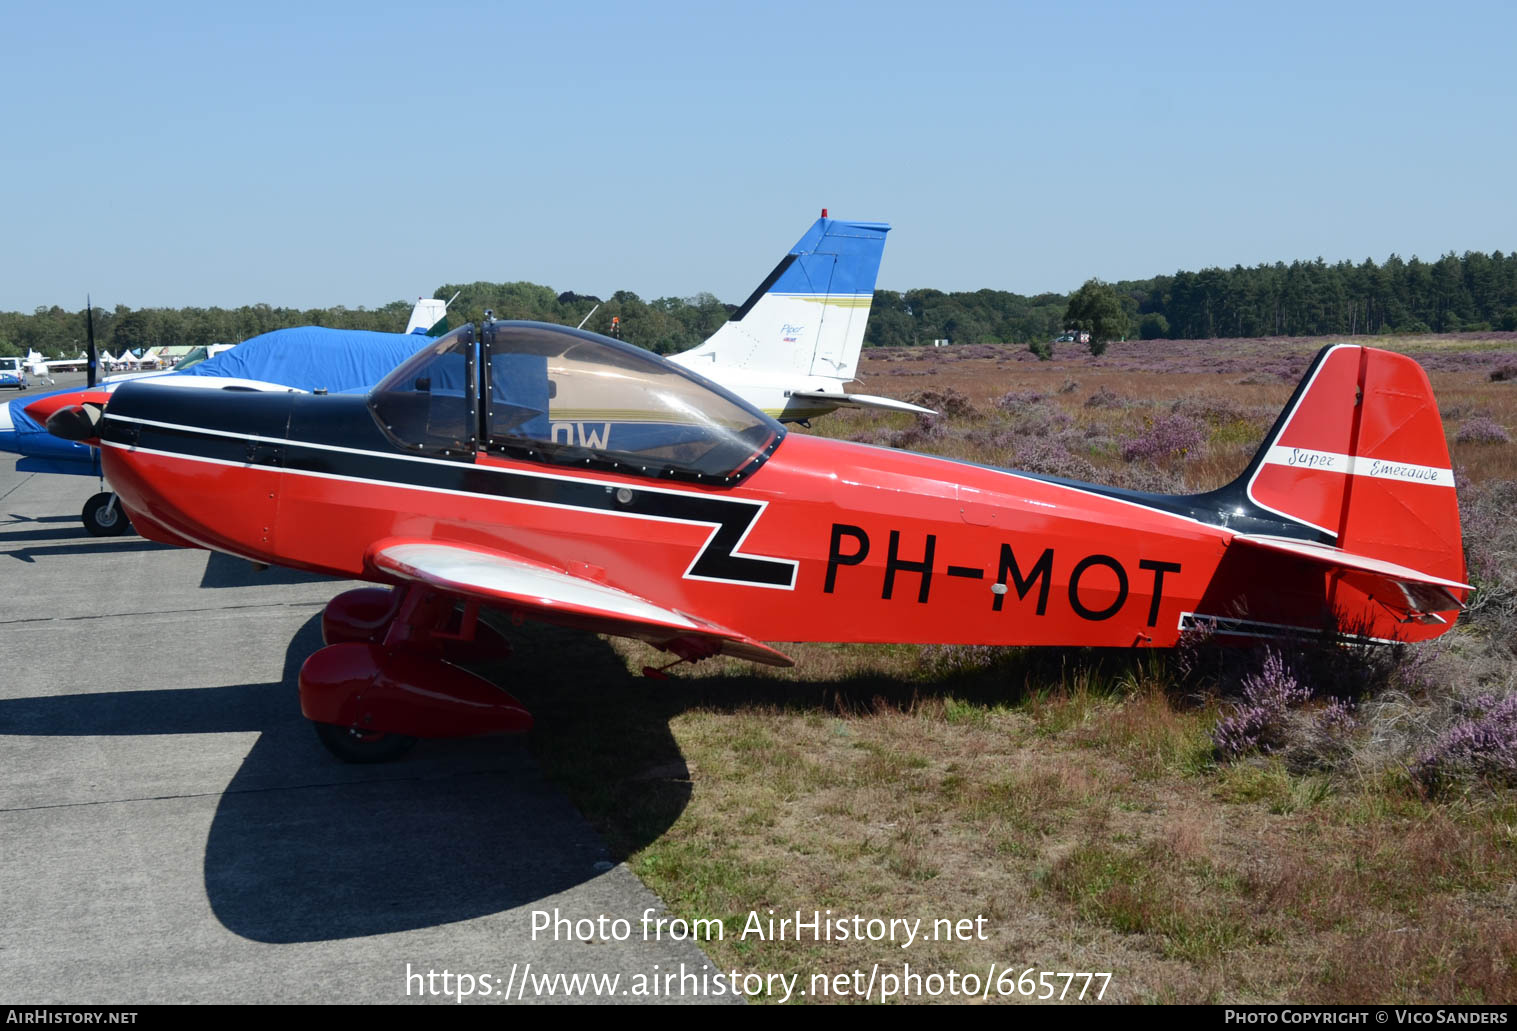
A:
[786,390,936,416]
[369,538,794,666]
[1232,533,1470,623]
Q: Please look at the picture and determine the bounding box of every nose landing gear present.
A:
[82,492,133,537]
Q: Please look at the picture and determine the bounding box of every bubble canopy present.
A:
[368,321,785,485]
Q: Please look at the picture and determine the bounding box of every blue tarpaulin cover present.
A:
[1,327,425,474]
[178,326,424,394]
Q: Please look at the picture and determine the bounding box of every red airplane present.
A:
[45,322,1469,761]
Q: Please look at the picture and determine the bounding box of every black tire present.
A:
[82,492,132,537]
[312,721,419,764]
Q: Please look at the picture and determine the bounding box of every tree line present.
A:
[866,251,1517,347]
[1123,251,1517,341]
[0,283,734,359]
[4,251,1515,359]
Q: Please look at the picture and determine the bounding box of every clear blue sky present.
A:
[4,0,1514,313]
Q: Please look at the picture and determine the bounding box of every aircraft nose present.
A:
[23,388,112,429]
[45,404,103,442]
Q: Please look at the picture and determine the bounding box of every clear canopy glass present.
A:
[368,324,476,457]
[481,322,781,484]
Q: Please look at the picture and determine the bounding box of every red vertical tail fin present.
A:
[1244,344,1464,586]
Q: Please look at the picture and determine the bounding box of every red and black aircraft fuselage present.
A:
[70,322,1468,759]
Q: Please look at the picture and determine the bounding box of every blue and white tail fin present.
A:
[672,213,889,385]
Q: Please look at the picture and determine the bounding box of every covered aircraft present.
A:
[17,328,428,533]
[47,322,1469,762]
[6,299,454,533]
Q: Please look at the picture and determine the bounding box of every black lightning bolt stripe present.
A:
[100,391,797,589]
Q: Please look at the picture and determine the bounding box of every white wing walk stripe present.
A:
[1261,445,1455,487]
[379,543,700,629]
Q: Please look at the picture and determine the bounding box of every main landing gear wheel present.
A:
[82,492,132,537]
[312,722,419,764]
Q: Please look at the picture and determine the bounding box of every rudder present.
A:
[1243,344,1464,585]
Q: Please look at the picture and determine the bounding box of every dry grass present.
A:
[837,335,1517,490]
[501,332,1517,1004]
[512,636,1517,1003]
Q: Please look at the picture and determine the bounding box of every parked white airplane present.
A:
[24,349,86,377]
[668,212,931,422]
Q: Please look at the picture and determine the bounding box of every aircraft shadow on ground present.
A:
[2,513,80,526]
[206,618,647,944]
[3,539,175,562]
[198,551,342,590]
[0,526,93,544]
[0,615,657,945]
[0,608,1130,946]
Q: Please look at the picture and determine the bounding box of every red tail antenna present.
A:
[821,208,828,218]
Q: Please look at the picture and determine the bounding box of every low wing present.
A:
[1232,534,1471,624]
[369,538,793,666]
[786,390,936,416]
